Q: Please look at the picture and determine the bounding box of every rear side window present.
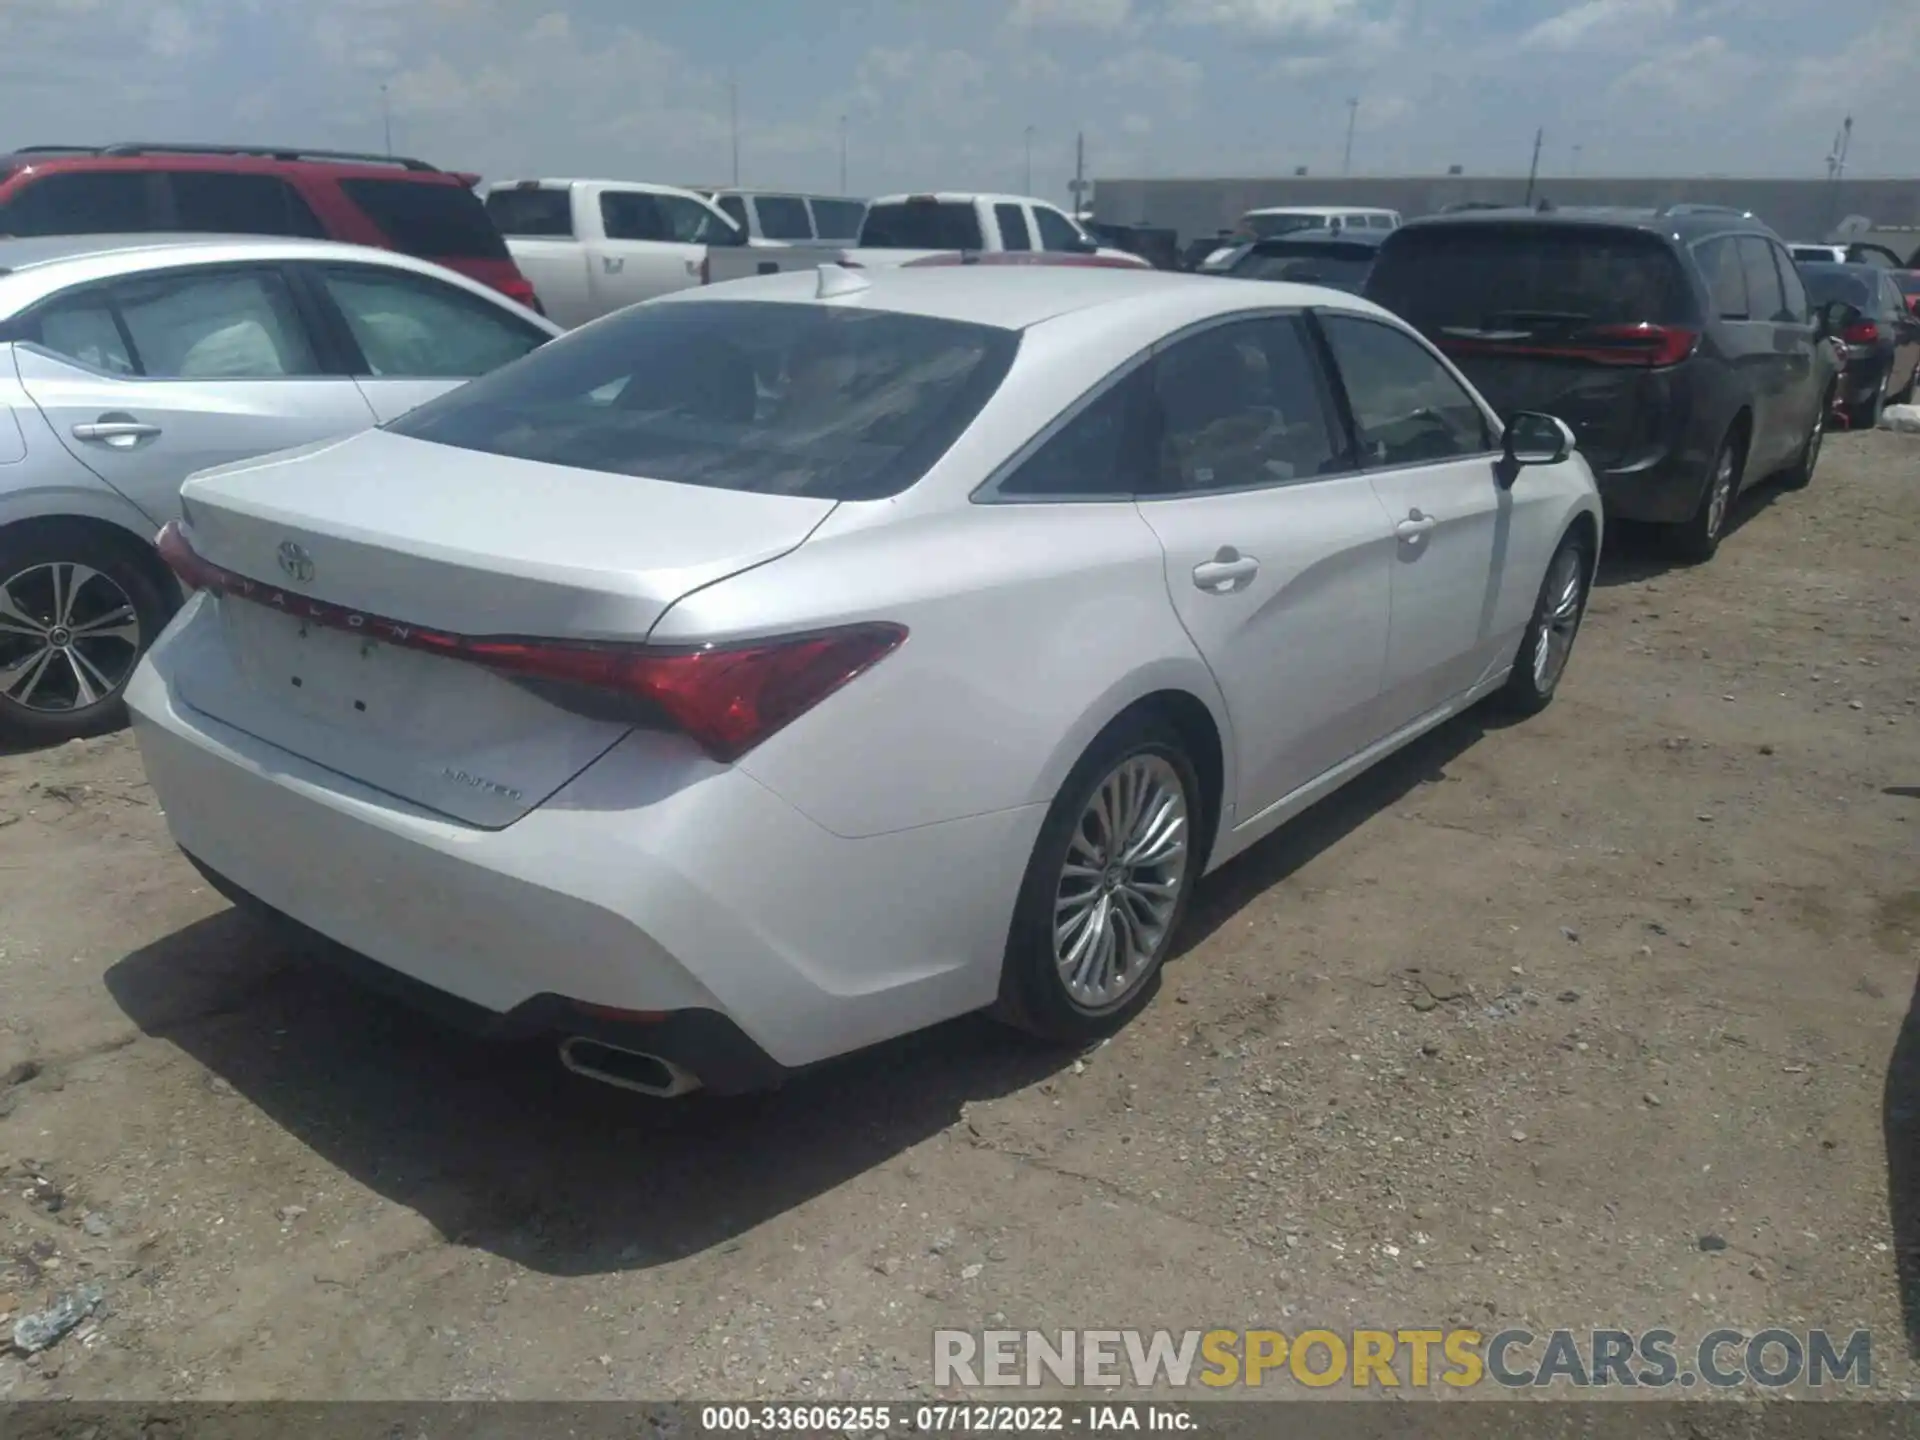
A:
[715,194,750,230]
[999,370,1148,499]
[753,195,813,241]
[0,171,165,235]
[167,172,325,238]
[1367,225,1694,335]
[484,188,574,238]
[995,203,1033,251]
[388,300,1018,501]
[1033,207,1083,252]
[337,178,510,259]
[33,293,136,374]
[1229,242,1374,289]
[1737,237,1788,322]
[113,267,320,378]
[809,199,865,240]
[1775,245,1809,321]
[1697,236,1747,318]
[1243,213,1325,240]
[1365,215,1394,230]
[1318,312,1492,465]
[859,201,984,250]
[317,266,547,378]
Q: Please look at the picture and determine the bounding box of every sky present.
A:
[1,0,1914,205]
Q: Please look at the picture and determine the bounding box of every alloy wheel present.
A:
[1806,404,1824,475]
[0,562,143,713]
[1530,546,1587,693]
[1054,753,1189,1012]
[1705,444,1736,541]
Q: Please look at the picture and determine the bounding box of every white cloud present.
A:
[1607,34,1763,113]
[1519,0,1675,53]
[1164,0,1364,38]
[1099,47,1202,95]
[1004,0,1132,28]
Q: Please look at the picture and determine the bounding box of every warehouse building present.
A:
[1089,175,1920,262]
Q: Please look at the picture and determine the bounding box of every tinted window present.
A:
[33,293,135,374]
[1697,236,1748,318]
[1228,242,1375,290]
[114,267,319,378]
[337,178,510,260]
[389,300,1018,501]
[754,195,813,241]
[484,188,574,238]
[602,191,729,245]
[1738,236,1788,322]
[0,171,164,235]
[995,203,1032,251]
[999,369,1147,498]
[716,194,750,230]
[810,199,866,240]
[1798,264,1875,312]
[1146,317,1343,495]
[859,201,984,250]
[1775,246,1809,321]
[1033,206,1083,252]
[1367,225,1694,335]
[319,266,546,378]
[168,172,324,237]
[1318,312,1491,466]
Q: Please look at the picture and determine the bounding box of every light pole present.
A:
[1024,125,1035,195]
[381,83,392,156]
[729,71,740,186]
[1342,97,1358,175]
[838,115,848,194]
[1571,143,1583,177]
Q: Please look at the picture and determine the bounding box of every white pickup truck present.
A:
[480,178,847,328]
[847,192,1151,269]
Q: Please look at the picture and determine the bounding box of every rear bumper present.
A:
[1593,447,1708,525]
[126,606,1044,1085]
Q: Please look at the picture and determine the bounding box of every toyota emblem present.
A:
[276,540,315,583]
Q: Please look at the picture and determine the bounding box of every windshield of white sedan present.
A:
[387,300,1019,500]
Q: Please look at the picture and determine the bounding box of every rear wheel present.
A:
[1857,369,1889,429]
[994,715,1201,1044]
[1779,385,1830,491]
[0,524,171,745]
[1666,425,1743,564]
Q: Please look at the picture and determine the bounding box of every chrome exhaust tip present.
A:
[558,1037,703,1098]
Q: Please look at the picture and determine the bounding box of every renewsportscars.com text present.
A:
[932,1327,1872,1390]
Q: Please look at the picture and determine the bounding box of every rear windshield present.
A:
[1896,272,1920,296]
[339,178,510,259]
[484,187,574,238]
[811,198,866,240]
[1229,242,1376,288]
[1242,213,1330,240]
[1366,224,1695,336]
[1797,264,1875,309]
[387,299,1019,501]
[859,201,984,250]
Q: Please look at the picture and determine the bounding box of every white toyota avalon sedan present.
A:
[127,263,1601,1097]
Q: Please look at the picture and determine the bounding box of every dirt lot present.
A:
[0,431,1916,1403]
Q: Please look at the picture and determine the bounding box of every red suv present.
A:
[0,142,540,311]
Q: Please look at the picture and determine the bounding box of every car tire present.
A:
[1495,529,1592,716]
[993,714,1202,1045]
[1778,385,1831,491]
[0,523,173,745]
[1857,370,1888,429]
[1666,424,1745,564]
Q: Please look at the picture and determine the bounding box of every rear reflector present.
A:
[1440,322,1699,369]
[154,521,905,763]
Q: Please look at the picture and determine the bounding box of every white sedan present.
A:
[127,264,1600,1096]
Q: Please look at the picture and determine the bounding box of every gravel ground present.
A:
[0,431,1916,1403]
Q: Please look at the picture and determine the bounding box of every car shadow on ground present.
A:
[1886,967,1920,1357]
[1592,480,1788,589]
[102,697,1521,1279]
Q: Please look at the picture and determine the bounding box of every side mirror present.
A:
[1497,411,1573,488]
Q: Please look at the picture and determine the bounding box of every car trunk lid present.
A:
[168,428,835,826]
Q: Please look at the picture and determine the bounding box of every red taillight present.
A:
[151,522,905,763]
[1841,319,1880,345]
[497,275,543,315]
[1440,322,1697,369]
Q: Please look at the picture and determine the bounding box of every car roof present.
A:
[645,262,1392,332]
[0,146,453,180]
[1245,205,1398,216]
[866,192,1063,209]
[1250,227,1387,249]
[1394,204,1775,242]
[0,233,559,327]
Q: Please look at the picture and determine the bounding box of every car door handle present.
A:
[1192,548,1259,593]
[72,418,161,447]
[1395,510,1437,541]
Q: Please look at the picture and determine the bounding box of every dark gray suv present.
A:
[1364,204,1841,561]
